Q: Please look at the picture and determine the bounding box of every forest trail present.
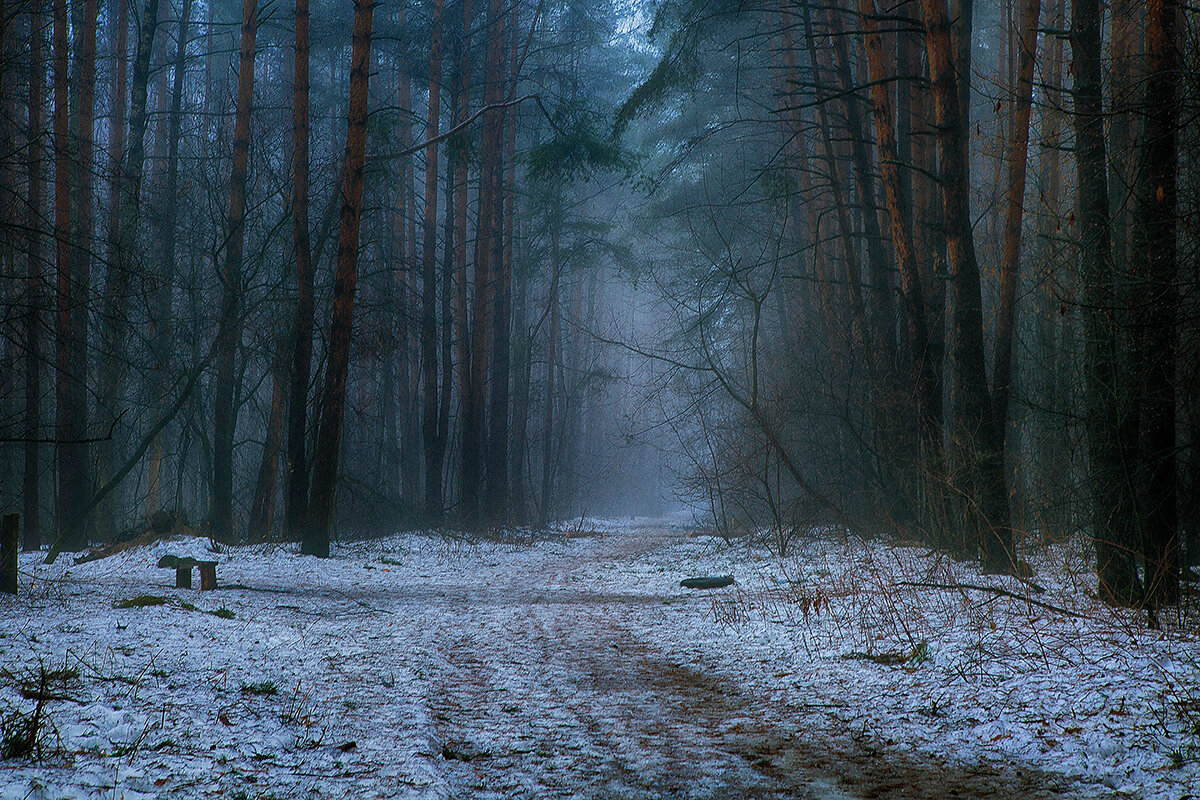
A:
[396,521,1083,799]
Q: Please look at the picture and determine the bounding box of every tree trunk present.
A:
[23,0,47,551]
[248,341,287,541]
[461,0,507,522]
[284,0,314,541]
[991,0,1042,446]
[1070,0,1143,604]
[856,0,937,488]
[825,2,896,373]
[394,6,418,508]
[1134,0,1181,607]
[421,0,446,518]
[485,0,519,519]
[541,211,561,523]
[798,0,869,352]
[919,0,1014,571]
[52,0,87,551]
[305,0,375,556]
[771,13,841,355]
[451,0,474,514]
[213,0,259,543]
[105,0,129,282]
[146,0,192,519]
[509,229,531,520]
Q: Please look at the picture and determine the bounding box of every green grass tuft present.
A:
[240,681,278,697]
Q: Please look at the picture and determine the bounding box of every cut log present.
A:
[680,575,734,590]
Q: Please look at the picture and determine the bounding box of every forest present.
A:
[0,0,1199,796]
[3,0,1196,605]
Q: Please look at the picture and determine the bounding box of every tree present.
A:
[52,0,90,551]
[461,0,508,521]
[1071,0,1143,604]
[285,0,315,540]
[305,0,376,557]
[421,0,447,517]
[1133,0,1181,606]
[918,0,1014,571]
[22,0,47,551]
[213,0,261,542]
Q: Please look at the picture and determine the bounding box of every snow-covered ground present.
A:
[2,515,1198,799]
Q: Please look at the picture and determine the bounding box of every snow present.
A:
[2,515,1198,798]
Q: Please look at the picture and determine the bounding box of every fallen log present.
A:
[681,575,734,590]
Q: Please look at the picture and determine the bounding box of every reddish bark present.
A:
[213,0,260,542]
[305,0,376,556]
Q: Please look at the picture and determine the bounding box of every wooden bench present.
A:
[157,555,218,590]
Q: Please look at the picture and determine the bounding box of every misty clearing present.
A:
[2,0,1199,797]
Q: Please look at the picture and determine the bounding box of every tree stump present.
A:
[198,561,218,591]
[1,514,18,595]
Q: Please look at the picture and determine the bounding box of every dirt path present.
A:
[401,522,1085,799]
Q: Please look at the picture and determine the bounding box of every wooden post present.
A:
[198,561,217,590]
[2,514,18,594]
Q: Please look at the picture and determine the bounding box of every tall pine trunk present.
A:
[284,0,314,540]
[991,0,1042,445]
[421,0,446,517]
[1071,0,1143,604]
[52,0,88,550]
[305,0,375,556]
[461,0,507,521]
[23,0,47,551]
[919,0,1014,572]
[213,0,260,542]
[485,0,519,519]
[1134,0,1181,606]
[856,0,937,518]
[147,0,192,517]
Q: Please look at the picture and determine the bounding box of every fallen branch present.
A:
[892,581,1086,619]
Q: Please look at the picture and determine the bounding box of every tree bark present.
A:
[284,0,314,541]
[1070,0,1143,604]
[1134,0,1181,606]
[213,0,259,543]
[23,0,47,551]
[451,0,475,515]
[856,0,937,471]
[462,0,508,521]
[421,0,447,517]
[52,0,87,550]
[825,2,896,373]
[485,0,520,519]
[249,340,287,541]
[919,0,1014,571]
[305,0,375,556]
[991,0,1042,446]
[147,0,192,518]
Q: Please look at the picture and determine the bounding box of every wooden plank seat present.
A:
[157,555,218,590]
